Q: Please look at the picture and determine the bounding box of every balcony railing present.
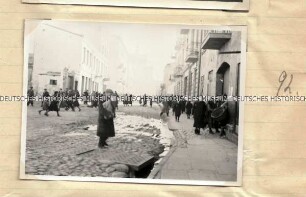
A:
[201,31,232,50]
[185,50,199,63]
[173,66,183,78]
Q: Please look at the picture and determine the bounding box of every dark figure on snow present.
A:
[97,89,116,148]
[27,86,35,106]
[173,101,182,122]
[193,100,208,135]
[185,100,193,119]
[150,98,153,107]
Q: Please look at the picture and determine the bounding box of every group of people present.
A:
[27,87,119,117]
[36,88,82,116]
[27,86,118,149]
[160,95,229,138]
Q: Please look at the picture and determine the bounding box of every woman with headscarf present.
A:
[97,89,116,148]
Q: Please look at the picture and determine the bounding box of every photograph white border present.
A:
[20,20,247,187]
[22,0,250,11]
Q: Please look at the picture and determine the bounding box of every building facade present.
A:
[170,28,242,135]
[26,22,108,95]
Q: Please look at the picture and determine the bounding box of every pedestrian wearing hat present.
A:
[97,89,116,148]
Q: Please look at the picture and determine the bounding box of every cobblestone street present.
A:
[25,102,169,178]
[25,101,238,181]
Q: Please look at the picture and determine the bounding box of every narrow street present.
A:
[25,102,169,178]
[25,101,237,181]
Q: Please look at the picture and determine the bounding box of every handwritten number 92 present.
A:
[277,71,294,96]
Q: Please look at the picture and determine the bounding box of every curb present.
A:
[147,117,179,179]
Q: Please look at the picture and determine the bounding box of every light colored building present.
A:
[162,63,175,95]
[26,22,108,95]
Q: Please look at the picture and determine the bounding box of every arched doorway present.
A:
[216,62,230,96]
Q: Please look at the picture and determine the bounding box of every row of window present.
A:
[82,47,107,75]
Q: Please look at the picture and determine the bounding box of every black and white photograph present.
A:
[21,20,246,186]
[22,0,250,11]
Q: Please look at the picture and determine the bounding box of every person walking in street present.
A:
[73,90,81,111]
[97,89,116,148]
[45,91,61,117]
[129,94,133,106]
[143,94,147,107]
[150,98,153,107]
[123,93,128,106]
[185,100,193,119]
[193,99,208,135]
[213,94,229,138]
[114,91,119,109]
[38,89,50,116]
[27,86,35,106]
[91,91,99,108]
[83,90,89,105]
[171,101,176,116]
[65,89,75,111]
[160,100,170,117]
[207,100,217,134]
[179,99,186,114]
[173,101,182,122]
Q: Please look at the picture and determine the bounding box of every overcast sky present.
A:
[29,20,183,94]
[48,21,180,94]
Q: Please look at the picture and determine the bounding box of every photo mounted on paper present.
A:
[22,0,249,11]
[21,20,247,186]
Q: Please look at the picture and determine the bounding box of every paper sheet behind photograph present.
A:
[0,0,305,196]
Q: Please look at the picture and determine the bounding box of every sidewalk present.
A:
[160,113,238,182]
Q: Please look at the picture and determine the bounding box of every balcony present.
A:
[185,50,199,63]
[201,32,232,50]
[173,66,183,78]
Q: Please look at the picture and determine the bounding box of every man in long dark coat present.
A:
[97,89,116,148]
[27,87,35,106]
[173,101,182,122]
[180,99,186,114]
[185,100,193,119]
[193,100,208,135]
